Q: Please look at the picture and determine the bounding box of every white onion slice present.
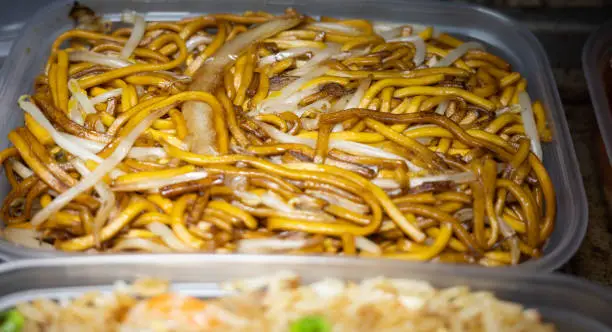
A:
[29,107,170,226]
[304,22,362,36]
[294,98,331,117]
[69,51,132,68]
[127,147,168,160]
[307,190,369,215]
[434,100,449,115]
[371,178,401,190]
[259,47,317,65]
[388,36,426,66]
[68,98,85,125]
[271,65,328,100]
[355,236,382,254]
[433,41,484,68]
[59,134,105,152]
[409,171,476,188]
[186,35,214,52]
[237,238,308,253]
[2,228,54,249]
[120,11,146,59]
[146,222,193,252]
[111,238,172,253]
[8,159,34,179]
[345,78,371,109]
[498,216,520,265]
[260,191,293,213]
[259,123,421,171]
[19,96,103,163]
[90,88,123,105]
[378,26,403,41]
[68,79,97,115]
[454,208,474,223]
[518,92,543,161]
[72,159,115,247]
[112,171,208,192]
[288,45,340,76]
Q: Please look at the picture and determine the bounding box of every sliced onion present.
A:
[371,178,401,190]
[226,175,262,206]
[68,79,97,114]
[260,191,293,212]
[373,22,403,38]
[355,236,382,254]
[155,71,192,83]
[498,216,520,265]
[288,45,340,76]
[377,27,403,41]
[69,51,131,68]
[495,104,521,116]
[186,35,214,52]
[29,107,170,226]
[111,238,172,253]
[454,208,474,222]
[259,47,317,65]
[433,41,484,68]
[127,147,168,160]
[260,123,421,171]
[304,22,362,36]
[409,171,476,188]
[434,99,449,115]
[301,118,319,131]
[68,98,85,125]
[8,159,34,179]
[258,66,329,111]
[72,159,115,247]
[345,78,371,109]
[146,222,193,252]
[255,85,323,115]
[112,171,208,192]
[388,36,426,66]
[59,134,105,152]
[120,11,146,59]
[2,228,54,249]
[306,190,369,214]
[331,92,352,112]
[426,55,438,67]
[518,92,543,161]
[19,96,103,163]
[90,88,123,105]
[185,17,302,154]
[237,238,308,253]
[294,98,331,117]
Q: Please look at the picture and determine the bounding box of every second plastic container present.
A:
[0,255,610,331]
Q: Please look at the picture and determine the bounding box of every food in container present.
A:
[1,272,554,331]
[0,1,585,270]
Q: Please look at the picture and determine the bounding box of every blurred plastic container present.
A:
[0,0,587,270]
[584,20,612,163]
[0,255,611,331]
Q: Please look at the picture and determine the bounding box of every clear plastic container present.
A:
[0,0,587,270]
[0,255,610,331]
[583,20,612,163]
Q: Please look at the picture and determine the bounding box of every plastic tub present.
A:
[0,0,587,270]
[584,20,612,163]
[0,255,610,331]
